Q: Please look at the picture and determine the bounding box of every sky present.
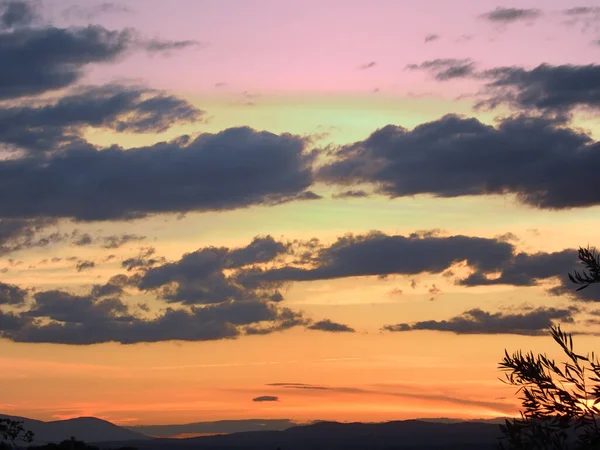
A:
[1,0,600,426]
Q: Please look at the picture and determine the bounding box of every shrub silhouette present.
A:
[28,438,137,450]
[499,246,600,450]
[0,419,34,449]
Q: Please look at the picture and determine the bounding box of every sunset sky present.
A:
[1,0,600,426]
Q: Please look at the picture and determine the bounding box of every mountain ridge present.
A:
[0,414,150,444]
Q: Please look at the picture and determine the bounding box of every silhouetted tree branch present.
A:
[0,419,34,449]
[498,246,600,449]
[568,247,600,292]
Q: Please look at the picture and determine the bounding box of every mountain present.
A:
[0,414,150,444]
[104,419,504,450]
[125,419,303,438]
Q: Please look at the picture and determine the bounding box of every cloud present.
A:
[61,2,132,21]
[307,319,355,333]
[0,23,132,100]
[138,236,290,305]
[424,34,439,43]
[0,84,203,154]
[90,275,129,298]
[76,260,95,272]
[0,283,308,344]
[457,248,600,301]
[383,307,576,335]
[121,247,165,272]
[0,1,200,100]
[102,234,146,249]
[238,232,514,285]
[267,382,513,412]
[359,61,376,70]
[331,190,369,199]
[71,232,146,249]
[0,282,27,305]
[1,0,38,28]
[142,39,201,53]
[564,7,600,16]
[26,290,132,324]
[0,218,59,255]
[480,7,542,24]
[267,382,330,390]
[317,114,600,210]
[0,127,316,221]
[408,61,600,114]
[252,396,279,402]
[406,59,476,80]
[562,7,600,32]
[476,64,600,113]
[72,233,93,246]
[459,249,578,287]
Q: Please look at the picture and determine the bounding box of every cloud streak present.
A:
[383,307,577,335]
[480,7,542,24]
[252,396,279,402]
[307,319,355,333]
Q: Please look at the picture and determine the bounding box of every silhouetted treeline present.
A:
[23,438,137,450]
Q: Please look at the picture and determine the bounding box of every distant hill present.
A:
[2,415,509,449]
[0,414,150,444]
[125,418,303,438]
[105,419,504,450]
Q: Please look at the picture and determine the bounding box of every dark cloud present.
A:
[332,190,369,199]
[307,319,355,333]
[2,296,305,345]
[406,59,476,80]
[0,84,203,154]
[359,61,376,70]
[121,247,165,272]
[143,39,201,53]
[564,7,600,16]
[90,274,129,298]
[383,307,576,335]
[0,127,316,221]
[0,268,308,344]
[61,2,132,21]
[480,7,542,23]
[428,284,442,295]
[424,34,440,43]
[0,281,27,305]
[72,233,93,246]
[26,290,132,324]
[238,232,514,285]
[139,236,290,305]
[407,61,600,114]
[267,383,328,389]
[0,0,37,28]
[228,236,289,268]
[457,248,600,302]
[459,249,578,287]
[476,64,600,113]
[0,1,200,100]
[0,23,132,99]
[252,396,279,402]
[0,218,61,256]
[317,114,600,210]
[102,234,146,249]
[76,260,95,272]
